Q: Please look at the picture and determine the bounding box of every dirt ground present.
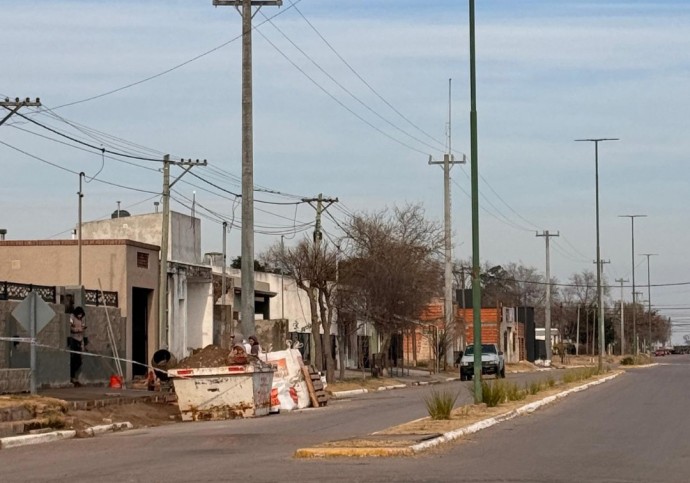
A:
[67,402,181,431]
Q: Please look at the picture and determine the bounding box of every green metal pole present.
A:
[469,0,482,403]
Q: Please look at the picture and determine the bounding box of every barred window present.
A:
[137,252,149,269]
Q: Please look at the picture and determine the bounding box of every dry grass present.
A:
[379,371,621,436]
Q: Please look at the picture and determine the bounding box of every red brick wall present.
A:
[457,308,500,346]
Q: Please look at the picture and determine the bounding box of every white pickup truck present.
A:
[459,343,505,381]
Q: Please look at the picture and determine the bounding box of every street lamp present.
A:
[618,214,646,355]
[641,253,658,351]
[576,138,619,371]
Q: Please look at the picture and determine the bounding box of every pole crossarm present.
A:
[213,0,282,5]
[0,97,41,127]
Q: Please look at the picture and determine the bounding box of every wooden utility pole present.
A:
[536,230,559,362]
[429,79,467,367]
[213,0,282,338]
[159,155,207,349]
[302,193,338,364]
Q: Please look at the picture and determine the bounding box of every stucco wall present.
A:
[0,240,159,381]
[0,300,124,391]
[81,211,201,264]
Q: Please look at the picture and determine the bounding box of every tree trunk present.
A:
[379,331,392,377]
[307,285,323,371]
[337,319,346,381]
[318,288,336,383]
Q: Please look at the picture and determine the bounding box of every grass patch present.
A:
[527,381,543,395]
[506,382,526,401]
[424,389,459,420]
[481,380,507,408]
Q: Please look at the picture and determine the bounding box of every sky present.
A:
[2,0,689,343]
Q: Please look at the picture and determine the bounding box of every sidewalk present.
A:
[38,385,174,410]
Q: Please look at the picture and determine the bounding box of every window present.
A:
[137,252,149,269]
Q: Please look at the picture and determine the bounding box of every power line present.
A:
[0,140,160,195]
[46,1,304,110]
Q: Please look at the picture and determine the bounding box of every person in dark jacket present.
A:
[68,306,87,386]
[248,335,261,356]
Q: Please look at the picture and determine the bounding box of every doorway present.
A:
[132,287,152,376]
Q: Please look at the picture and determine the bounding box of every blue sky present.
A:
[2,1,689,341]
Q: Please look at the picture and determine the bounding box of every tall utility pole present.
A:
[468,0,483,403]
[536,230,559,362]
[302,194,339,248]
[634,291,644,353]
[78,172,85,286]
[591,258,610,355]
[618,214,646,355]
[615,278,628,355]
[0,97,41,127]
[429,79,467,366]
[220,221,228,345]
[302,193,338,361]
[641,253,657,350]
[576,137,619,370]
[213,0,282,338]
[159,155,207,349]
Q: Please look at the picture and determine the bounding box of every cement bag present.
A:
[271,379,297,412]
[286,342,310,409]
[265,349,300,411]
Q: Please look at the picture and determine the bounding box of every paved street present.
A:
[2,361,687,482]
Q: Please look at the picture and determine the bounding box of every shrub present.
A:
[506,382,526,401]
[528,381,542,395]
[424,389,459,420]
[546,377,556,388]
[482,380,506,407]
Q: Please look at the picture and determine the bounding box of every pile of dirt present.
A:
[175,344,260,368]
[176,345,234,368]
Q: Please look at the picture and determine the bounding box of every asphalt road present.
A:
[2,361,686,483]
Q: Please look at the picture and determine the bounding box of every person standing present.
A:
[69,306,87,386]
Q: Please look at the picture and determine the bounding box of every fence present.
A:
[0,281,118,308]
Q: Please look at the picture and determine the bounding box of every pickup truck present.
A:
[459,343,505,380]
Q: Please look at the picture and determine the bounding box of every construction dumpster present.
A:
[168,365,274,421]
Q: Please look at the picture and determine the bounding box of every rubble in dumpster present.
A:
[175,344,266,369]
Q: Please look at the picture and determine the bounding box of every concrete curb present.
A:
[330,388,369,398]
[80,421,133,438]
[409,371,622,453]
[296,371,623,458]
[0,430,76,450]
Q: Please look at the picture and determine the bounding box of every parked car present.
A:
[459,343,505,380]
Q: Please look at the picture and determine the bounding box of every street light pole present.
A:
[641,253,657,350]
[576,138,619,371]
[619,214,646,355]
[469,0,483,403]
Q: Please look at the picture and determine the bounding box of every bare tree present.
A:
[265,238,338,381]
[339,204,444,375]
